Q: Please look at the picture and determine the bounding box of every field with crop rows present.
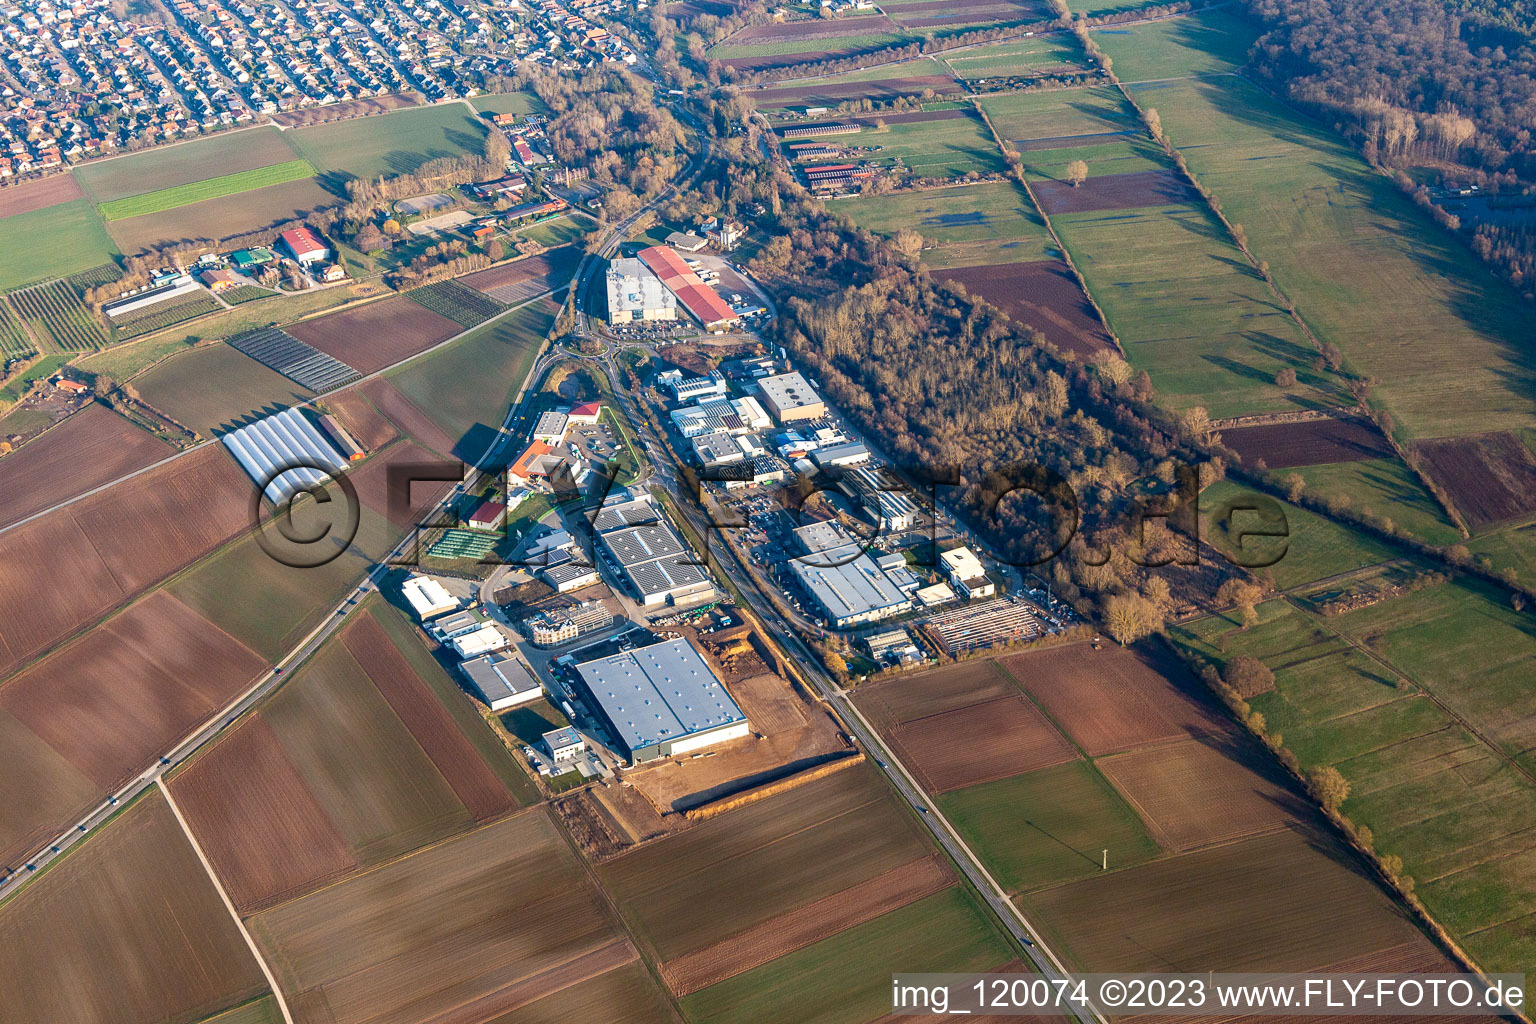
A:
[8,279,107,351]
[112,293,224,340]
[0,299,35,357]
[406,278,508,327]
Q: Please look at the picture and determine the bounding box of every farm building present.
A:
[103,275,200,318]
[664,231,709,252]
[637,246,740,332]
[466,498,507,531]
[542,726,585,763]
[220,407,350,505]
[787,520,912,628]
[230,247,276,269]
[941,546,994,599]
[505,198,566,221]
[317,413,365,461]
[401,575,459,620]
[572,637,749,763]
[199,267,240,292]
[606,257,677,323]
[756,371,826,423]
[280,227,329,264]
[459,651,543,711]
[470,175,528,199]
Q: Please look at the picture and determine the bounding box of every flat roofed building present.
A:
[543,726,585,762]
[542,561,601,593]
[812,441,869,468]
[592,495,659,533]
[787,521,911,628]
[757,372,826,423]
[532,410,568,442]
[662,369,729,403]
[459,651,543,711]
[941,546,995,599]
[692,430,744,466]
[606,257,677,323]
[451,623,509,658]
[573,638,749,763]
[915,581,957,607]
[401,575,459,620]
[429,609,487,642]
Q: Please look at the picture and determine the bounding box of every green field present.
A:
[1090,11,1256,83]
[132,342,313,436]
[941,761,1162,894]
[518,215,593,248]
[980,85,1137,143]
[856,111,1008,180]
[0,300,35,357]
[1286,458,1461,547]
[388,297,556,462]
[288,104,492,179]
[1090,23,1536,439]
[943,36,1085,79]
[0,199,119,291]
[678,887,1014,1024]
[1171,590,1536,977]
[0,353,71,403]
[469,91,548,116]
[828,180,1055,266]
[98,160,317,221]
[73,128,301,203]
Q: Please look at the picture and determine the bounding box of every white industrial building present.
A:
[941,546,995,599]
[459,651,544,711]
[606,257,678,323]
[756,371,826,423]
[401,575,459,620]
[660,369,728,403]
[221,407,351,505]
[532,410,569,442]
[787,521,912,628]
[451,623,510,658]
[543,726,586,763]
[573,638,749,763]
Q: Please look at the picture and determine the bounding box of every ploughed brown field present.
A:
[0,172,85,217]
[270,93,417,127]
[599,763,935,961]
[107,177,336,254]
[287,295,461,376]
[0,707,101,871]
[1096,737,1302,851]
[659,853,955,995]
[856,659,1018,728]
[895,0,1046,29]
[890,695,1079,792]
[0,792,268,1024]
[1001,643,1225,756]
[1414,430,1536,528]
[751,74,962,106]
[730,13,896,42]
[1033,169,1198,214]
[462,246,582,305]
[0,591,267,790]
[0,444,250,679]
[1019,827,1427,974]
[248,810,632,1024]
[323,385,399,451]
[0,401,174,530]
[1018,130,1137,152]
[936,259,1115,359]
[1219,416,1394,469]
[341,613,514,820]
[723,48,885,71]
[169,712,359,913]
[343,439,457,529]
[359,376,460,456]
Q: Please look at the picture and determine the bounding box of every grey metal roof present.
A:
[788,542,911,623]
[574,638,746,754]
[460,652,541,704]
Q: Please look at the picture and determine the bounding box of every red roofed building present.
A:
[510,440,563,480]
[279,226,329,264]
[467,499,508,530]
[568,401,602,425]
[637,246,740,332]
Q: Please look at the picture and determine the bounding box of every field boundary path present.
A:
[156,777,295,1024]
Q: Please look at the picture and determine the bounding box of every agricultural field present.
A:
[0,705,103,875]
[483,962,674,1024]
[222,284,275,305]
[462,246,582,304]
[744,58,960,107]
[517,214,592,249]
[1089,10,1256,83]
[0,792,269,1024]
[710,16,907,69]
[0,198,119,290]
[470,90,549,117]
[851,108,1008,180]
[942,35,1085,79]
[1220,416,1393,469]
[359,376,461,456]
[0,443,250,680]
[287,294,461,375]
[1090,22,1536,439]
[322,385,399,451]
[882,0,1045,30]
[73,127,302,203]
[288,103,491,179]
[933,260,1115,358]
[827,180,1055,266]
[132,343,314,436]
[598,763,937,962]
[1172,589,1536,976]
[406,278,508,327]
[678,886,1016,1024]
[0,172,85,217]
[1414,431,1536,529]
[0,401,173,530]
[247,809,633,1024]
[112,293,225,341]
[940,760,1161,893]
[8,279,109,351]
[0,301,35,358]
[107,177,338,254]
[97,160,317,221]
[388,295,557,462]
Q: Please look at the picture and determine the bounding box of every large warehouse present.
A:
[756,371,826,423]
[599,520,713,606]
[637,245,740,331]
[606,257,677,322]
[574,638,749,763]
[787,520,913,628]
[221,407,351,504]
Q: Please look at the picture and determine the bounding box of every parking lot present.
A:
[566,420,622,462]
